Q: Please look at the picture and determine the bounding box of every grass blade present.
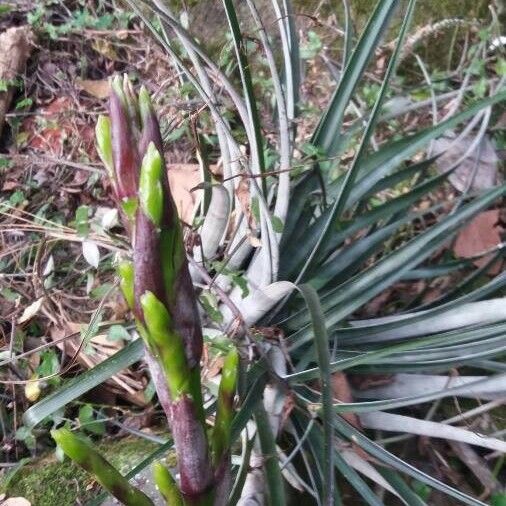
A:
[23,339,144,428]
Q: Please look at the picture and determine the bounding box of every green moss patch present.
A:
[0,436,163,506]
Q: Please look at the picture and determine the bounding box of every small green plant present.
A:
[27,1,132,39]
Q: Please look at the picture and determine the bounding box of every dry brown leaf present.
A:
[235,177,255,228]
[204,354,225,380]
[453,210,503,273]
[91,333,123,350]
[1,180,19,191]
[18,297,44,323]
[167,163,202,223]
[23,97,94,156]
[434,135,500,192]
[349,374,393,391]
[75,78,110,99]
[49,322,147,406]
[331,372,362,431]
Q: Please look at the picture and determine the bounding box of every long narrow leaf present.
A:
[379,469,428,506]
[332,416,487,506]
[297,0,415,284]
[287,184,506,349]
[298,284,335,504]
[330,374,506,414]
[360,411,506,452]
[222,0,265,192]
[285,322,506,383]
[23,339,144,428]
[255,403,286,505]
[281,90,506,282]
[313,0,398,156]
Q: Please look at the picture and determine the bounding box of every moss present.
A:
[0,435,172,506]
[1,455,96,506]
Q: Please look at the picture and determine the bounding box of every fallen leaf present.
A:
[49,323,146,407]
[95,206,118,230]
[1,180,19,191]
[18,297,44,323]
[22,97,72,155]
[82,240,100,268]
[75,78,110,99]
[235,177,255,228]
[331,371,362,430]
[21,96,95,157]
[434,134,501,192]
[167,163,202,223]
[453,210,503,273]
[349,374,393,391]
[205,354,225,379]
[91,333,123,351]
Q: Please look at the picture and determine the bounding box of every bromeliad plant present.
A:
[22,0,506,505]
[53,78,239,505]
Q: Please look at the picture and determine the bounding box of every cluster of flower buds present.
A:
[97,75,214,502]
[53,76,239,506]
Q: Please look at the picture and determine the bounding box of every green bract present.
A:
[117,261,134,309]
[139,143,164,227]
[211,349,238,465]
[153,462,184,506]
[51,428,154,506]
[140,291,191,399]
[95,115,113,177]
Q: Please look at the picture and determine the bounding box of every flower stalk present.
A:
[54,75,239,506]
